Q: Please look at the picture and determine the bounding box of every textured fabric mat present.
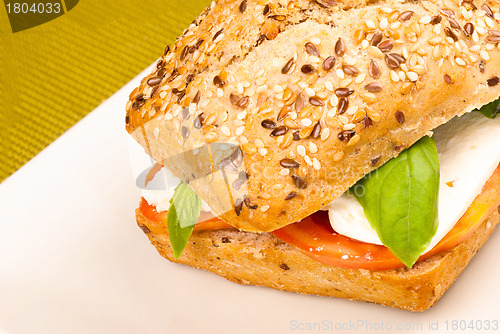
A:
[0,0,210,182]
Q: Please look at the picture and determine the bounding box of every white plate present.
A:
[1,65,499,334]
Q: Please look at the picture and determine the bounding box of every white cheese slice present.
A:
[326,112,500,253]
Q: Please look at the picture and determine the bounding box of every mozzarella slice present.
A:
[326,112,500,253]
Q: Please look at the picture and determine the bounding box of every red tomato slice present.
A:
[139,198,232,231]
[272,163,500,270]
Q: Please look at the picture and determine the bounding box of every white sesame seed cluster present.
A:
[126,0,500,232]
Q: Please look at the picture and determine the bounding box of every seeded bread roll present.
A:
[136,204,500,311]
[126,0,500,232]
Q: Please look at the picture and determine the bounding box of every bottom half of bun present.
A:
[136,206,500,312]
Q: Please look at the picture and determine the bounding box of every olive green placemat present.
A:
[0,0,210,182]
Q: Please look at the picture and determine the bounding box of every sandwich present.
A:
[125,0,500,311]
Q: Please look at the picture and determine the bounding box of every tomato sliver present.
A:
[139,198,232,231]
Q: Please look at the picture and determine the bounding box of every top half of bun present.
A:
[125,0,500,232]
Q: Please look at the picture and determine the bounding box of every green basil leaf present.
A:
[167,181,201,259]
[476,97,500,119]
[172,181,202,228]
[352,136,440,267]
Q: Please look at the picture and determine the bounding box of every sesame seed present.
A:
[480,50,490,61]
[304,155,313,166]
[273,85,284,93]
[280,168,290,176]
[260,205,270,212]
[237,82,244,95]
[297,145,306,156]
[220,126,231,137]
[444,74,454,84]
[476,26,487,36]
[321,128,331,141]
[344,56,357,66]
[311,37,321,45]
[256,77,267,86]
[329,94,339,107]
[258,148,268,156]
[313,158,321,170]
[365,19,376,29]
[336,69,345,79]
[343,123,356,130]
[380,18,388,30]
[346,106,359,115]
[301,118,313,127]
[306,142,317,154]
[242,142,257,154]
[325,81,334,91]
[398,71,405,81]
[216,88,224,97]
[360,92,376,103]
[235,127,245,136]
[407,71,419,82]
[285,191,298,200]
[237,111,247,120]
[354,73,366,85]
[340,78,353,87]
[419,16,432,24]
[338,115,349,124]
[390,70,400,82]
[390,21,401,30]
[304,87,316,97]
[298,81,308,89]
[455,57,466,66]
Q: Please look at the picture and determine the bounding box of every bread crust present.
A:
[136,205,500,311]
[126,0,500,232]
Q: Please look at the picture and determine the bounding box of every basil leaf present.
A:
[477,97,500,119]
[167,182,201,259]
[172,181,202,228]
[352,136,440,267]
